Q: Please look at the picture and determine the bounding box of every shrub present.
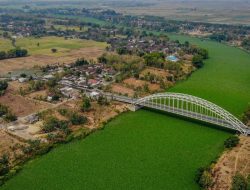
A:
[51,48,57,53]
[231,173,248,190]
[42,117,70,134]
[0,48,28,60]
[70,113,87,125]
[81,97,91,112]
[42,117,60,132]
[195,167,213,189]
[52,94,60,101]
[0,104,8,117]
[4,112,17,122]
[75,58,89,66]
[97,95,109,105]
[224,136,240,148]
[0,154,9,177]
[58,109,68,116]
[20,73,27,78]
[199,170,213,189]
[195,167,206,184]
[192,55,204,68]
[0,81,8,91]
[46,78,57,87]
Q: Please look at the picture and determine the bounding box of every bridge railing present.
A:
[134,93,249,135]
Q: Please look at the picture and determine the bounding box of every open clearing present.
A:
[14,36,107,56]
[0,130,27,164]
[123,78,161,92]
[0,110,231,190]
[0,88,52,117]
[0,37,107,75]
[211,136,250,189]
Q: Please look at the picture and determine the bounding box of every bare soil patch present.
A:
[27,90,48,100]
[83,101,128,129]
[111,83,135,97]
[0,129,27,164]
[123,78,161,92]
[0,47,105,75]
[211,136,250,190]
[7,81,30,94]
[140,67,171,79]
[0,93,53,117]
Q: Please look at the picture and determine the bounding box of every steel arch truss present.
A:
[134,93,249,135]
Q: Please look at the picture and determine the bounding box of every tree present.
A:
[51,48,57,53]
[20,73,27,78]
[97,95,108,105]
[143,83,150,93]
[4,112,17,122]
[0,51,6,60]
[70,113,87,125]
[0,154,9,176]
[144,52,165,68]
[192,55,204,68]
[241,38,250,50]
[75,58,89,66]
[0,81,8,91]
[224,136,240,148]
[81,97,91,112]
[231,173,248,190]
[184,41,190,47]
[46,78,57,87]
[42,117,58,132]
[199,170,213,189]
[0,104,8,116]
[42,117,69,133]
[197,48,209,59]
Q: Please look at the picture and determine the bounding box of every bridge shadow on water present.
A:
[141,107,236,135]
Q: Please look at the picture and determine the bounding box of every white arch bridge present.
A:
[106,92,250,135]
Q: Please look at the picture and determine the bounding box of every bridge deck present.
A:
[106,93,249,135]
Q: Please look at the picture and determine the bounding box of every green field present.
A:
[16,36,107,56]
[0,38,13,50]
[0,36,107,56]
[53,25,88,32]
[0,110,231,190]
[52,14,108,26]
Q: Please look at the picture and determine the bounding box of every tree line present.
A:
[0,48,28,60]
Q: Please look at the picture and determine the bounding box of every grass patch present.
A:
[53,25,88,32]
[52,14,107,26]
[0,38,13,50]
[0,110,231,190]
[14,36,107,56]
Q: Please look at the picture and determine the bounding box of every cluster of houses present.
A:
[108,36,182,55]
[8,62,117,101]
[59,64,116,89]
[54,64,116,99]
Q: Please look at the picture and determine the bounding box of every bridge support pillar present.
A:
[129,104,142,112]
